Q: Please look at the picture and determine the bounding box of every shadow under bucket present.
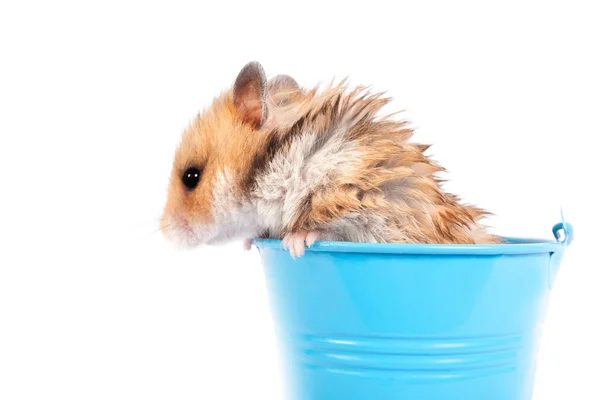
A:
[253,222,573,400]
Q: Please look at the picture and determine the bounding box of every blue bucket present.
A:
[253,222,573,400]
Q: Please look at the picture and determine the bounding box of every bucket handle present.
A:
[548,219,573,289]
[552,209,574,246]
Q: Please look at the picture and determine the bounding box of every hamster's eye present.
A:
[182,167,202,190]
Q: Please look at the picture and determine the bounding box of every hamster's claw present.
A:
[283,231,320,258]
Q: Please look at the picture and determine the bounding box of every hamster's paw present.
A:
[283,231,320,258]
[243,238,253,251]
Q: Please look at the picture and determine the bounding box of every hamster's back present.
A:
[252,82,500,245]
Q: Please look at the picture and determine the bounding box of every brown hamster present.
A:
[161,61,501,257]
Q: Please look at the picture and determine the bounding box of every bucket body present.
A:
[253,223,572,400]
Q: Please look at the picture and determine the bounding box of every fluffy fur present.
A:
[161,62,500,255]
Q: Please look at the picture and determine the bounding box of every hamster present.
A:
[161,61,501,257]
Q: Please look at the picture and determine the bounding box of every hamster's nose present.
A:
[172,214,191,229]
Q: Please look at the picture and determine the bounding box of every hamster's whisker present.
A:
[157,224,171,232]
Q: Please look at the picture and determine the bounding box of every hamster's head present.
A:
[160,61,289,248]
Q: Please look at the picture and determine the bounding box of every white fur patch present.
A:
[210,169,261,243]
[253,127,364,238]
[162,216,219,250]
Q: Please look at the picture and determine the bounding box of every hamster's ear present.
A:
[233,61,268,128]
[268,74,299,93]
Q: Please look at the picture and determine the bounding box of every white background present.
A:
[1,1,597,399]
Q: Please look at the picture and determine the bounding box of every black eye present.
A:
[182,167,202,190]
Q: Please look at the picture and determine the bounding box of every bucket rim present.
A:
[252,222,573,255]
[252,236,566,256]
